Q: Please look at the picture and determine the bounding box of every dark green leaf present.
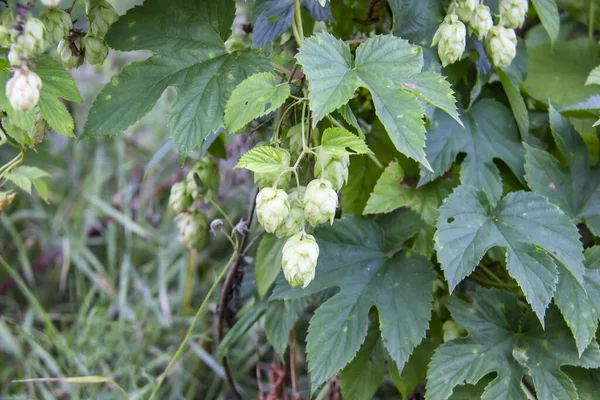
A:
[389,0,443,45]
[264,298,308,357]
[531,0,560,45]
[255,234,286,299]
[498,69,529,141]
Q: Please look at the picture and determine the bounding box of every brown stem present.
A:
[290,327,299,400]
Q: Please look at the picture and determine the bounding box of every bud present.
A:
[86,0,119,37]
[469,4,493,39]
[14,18,45,55]
[254,149,291,189]
[303,179,337,227]
[8,43,24,66]
[30,115,50,144]
[169,181,192,213]
[499,0,528,29]
[175,212,208,249]
[58,37,81,69]
[282,232,319,288]
[41,0,62,6]
[40,8,72,45]
[186,157,220,200]
[448,0,478,22]
[432,14,466,67]
[83,35,108,65]
[256,187,290,233]
[485,25,517,68]
[6,69,42,112]
[0,191,16,212]
[314,149,349,191]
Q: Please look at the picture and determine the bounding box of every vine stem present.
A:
[290,327,299,399]
[293,0,305,42]
[147,251,236,400]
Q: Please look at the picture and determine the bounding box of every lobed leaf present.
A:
[320,127,372,156]
[235,146,290,173]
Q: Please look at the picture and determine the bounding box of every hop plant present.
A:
[303,179,337,227]
[276,205,304,238]
[41,0,61,7]
[432,14,466,67]
[448,0,478,22]
[30,115,50,144]
[8,43,25,66]
[6,69,42,112]
[256,187,290,233]
[0,191,16,212]
[499,0,528,29]
[12,18,45,55]
[314,149,349,191]
[83,35,108,65]
[169,181,192,213]
[469,4,493,39]
[186,157,220,200]
[485,25,517,68]
[86,0,119,37]
[40,8,72,45]
[281,232,319,288]
[175,212,208,249]
[254,149,291,189]
[58,37,81,69]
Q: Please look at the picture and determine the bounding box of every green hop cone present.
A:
[186,157,220,200]
[256,187,290,233]
[6,69,42,112]
[175,212,208,249]
[254,149,291,189]
[469,4,493,39]
[499,0,528,29]
[40,8,72,45]
[448,0,478,22]
[12,18,45,55]
[314,148,349,191]
[432,14,466,67]
[303,179,337,227]
[85,0,119,37]
[30,115,50,145]
[485,25,517,68]
[276,206,304,238]
[282,232,319,288]
[8,43,24,66]
[58,37,82,69]
[0,25,9,46]
[83,35,108,65]
[41,0,61,6]
[169,181,192,213]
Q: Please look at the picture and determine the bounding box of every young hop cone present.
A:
[256,187,291,233]
[58,37,82,69]
[6,69,42,112]
[30,114,50,144]
[282,232,319,288]
[175,212,208,250]
[485,25,517,68]
[276,186,305,238]
[85,0,119,37]
[169,181,192,213]
[40,8,72,44]
[469,4,493,39]
[83,35,109,65]
[314,148,349,191]
[432,14,466,67]
[448,0,478,22]
[254,149,291,189]
[303,179,337,227]
[186,157,220,200]
[12,18,45,55]
[499,0,528,29]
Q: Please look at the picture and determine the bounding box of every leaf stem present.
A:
[147,252,236,400]
[293,0,305,43]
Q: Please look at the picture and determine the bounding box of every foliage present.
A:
[2,0,600,399]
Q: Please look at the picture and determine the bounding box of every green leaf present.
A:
[585,65,600,86]
[264,298,308,357]
[218,303,266,357]
[419,99,525,202]
[235,146,289,173]
[376,207,424,252]
[525,38,600,107]
[224,72,290,133]
[364,160,457,225]
[35,56,82,137]
[389,0,443,45]
[255,234,286,299]
[498,69,530,141]
[560,94,600,119]
[524,104,600,236]
[84,0,271,154]
[320,127,372,156]
[336,103,365,139]
[426,289,600,400]
[564,366,600,399]
[435,185,584,323]
[271,216,435,390]
[340,324,386,400]
[531,0,560,45]
[296,33,458,168]
[5,166,51,201]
